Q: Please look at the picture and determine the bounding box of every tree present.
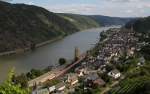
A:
[140,45,150,60]
[26,69,43,79]
[59,58,67,65]
[0,68,30,94]
[100,73,111,83]
[13,73,28,88]
[105,64,114,72]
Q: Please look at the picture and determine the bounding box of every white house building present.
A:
[108,69,121,79]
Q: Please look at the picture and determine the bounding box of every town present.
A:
[1,0,150,94]
[28,27,146,94]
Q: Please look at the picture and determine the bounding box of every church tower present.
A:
[131,25,134,32]
[75,47,80,61]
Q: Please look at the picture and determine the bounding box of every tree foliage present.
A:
[140,45,150,60]
[59,58,67,65]
[26,69,43,79]
[0,69,30,94]
[13,73,28,88]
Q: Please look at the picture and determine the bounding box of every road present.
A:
[28,53,86,87]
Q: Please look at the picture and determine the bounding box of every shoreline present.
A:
[0,26,119,83]
[0,27,101,57]
[0,26,118,57]
[0,36,64,56]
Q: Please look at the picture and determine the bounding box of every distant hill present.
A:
[60,14,134,26]
[125,16,150,33]
[58,13,100,30]
[88,15,134,26]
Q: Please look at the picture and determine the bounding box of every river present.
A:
[0,26,119,82]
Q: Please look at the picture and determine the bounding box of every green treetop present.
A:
[0,68,30,94]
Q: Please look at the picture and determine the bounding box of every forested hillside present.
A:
[0,1,133,53]
[58,13,100,30]
[88,15,134,26]
[125,16,150,33]
[59,13,134,27]
[0,1,103,53]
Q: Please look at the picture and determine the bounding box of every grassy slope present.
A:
[59,13,134,28]
[58,13,101,30]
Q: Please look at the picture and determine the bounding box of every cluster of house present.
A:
[32,65,121,94]
[32,73,78,94]
[32,28,140,94]
[32,82,66,94]
[99,28,138,63]
[81,28,138,70]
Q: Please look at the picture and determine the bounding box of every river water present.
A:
[0,26,119,82]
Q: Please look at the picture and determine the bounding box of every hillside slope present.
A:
[58,13,100,30]
[60,14,134,27]
[89,15,134,26]
[0,2,84,53]
[0,1,134,53]
[125,16,150,33]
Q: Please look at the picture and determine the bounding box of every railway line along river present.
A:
[0,26,119,82]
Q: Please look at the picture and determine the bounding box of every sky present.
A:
[9,0,150,17]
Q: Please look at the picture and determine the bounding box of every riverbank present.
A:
[0,28,97,57]
[27,27,133,94]
[0,36,64,56]
[0,26,121,57]
[0,27,116,83]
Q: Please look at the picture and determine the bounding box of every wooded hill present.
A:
[125,16,150,33]
[0,1,133,53]
[58,13,100,30]
[89,15,134,26]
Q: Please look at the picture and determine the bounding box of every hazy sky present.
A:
[11,0,150,17]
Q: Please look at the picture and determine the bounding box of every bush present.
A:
[59,58,67,65]
[12,73,28,88]
[0,69,30,94]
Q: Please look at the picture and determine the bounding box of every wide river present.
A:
[0,26,119,82]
